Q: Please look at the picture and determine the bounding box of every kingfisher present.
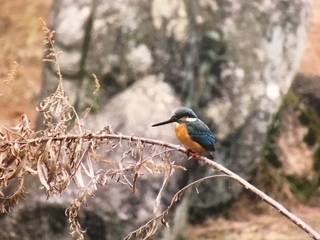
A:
[152,107,215,159]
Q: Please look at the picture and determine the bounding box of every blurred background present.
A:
[0,0,320,239]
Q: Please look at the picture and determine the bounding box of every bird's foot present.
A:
[186,149,201,159]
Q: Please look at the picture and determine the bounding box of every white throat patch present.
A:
[185,117,197,122]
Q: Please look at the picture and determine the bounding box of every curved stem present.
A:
[11,132,320,240]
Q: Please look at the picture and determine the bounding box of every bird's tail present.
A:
[208,151,214,160]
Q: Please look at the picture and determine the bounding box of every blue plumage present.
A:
[186,120,215,152]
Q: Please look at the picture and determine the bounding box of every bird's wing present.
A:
[186,120,215,151]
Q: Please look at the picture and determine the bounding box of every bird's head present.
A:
[152,107,198,127]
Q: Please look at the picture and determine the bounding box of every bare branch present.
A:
[1,132,319,239]
[196,156,320,240]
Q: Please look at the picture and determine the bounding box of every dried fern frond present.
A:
[0,178,26,213]
[40,18,63,81]
[5,61,19,85]
[0,61,19,97]
[65,192,87,240]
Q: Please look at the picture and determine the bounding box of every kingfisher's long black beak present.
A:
[152,118,175,127]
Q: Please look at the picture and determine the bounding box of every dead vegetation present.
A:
[0,0,318,239]
[0,21,189,240]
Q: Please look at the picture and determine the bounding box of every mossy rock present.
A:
[284,175,317,202]
[261,74,320,203]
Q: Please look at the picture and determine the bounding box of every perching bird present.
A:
[152,107,215,159]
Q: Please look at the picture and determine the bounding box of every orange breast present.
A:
[174,123,205,153]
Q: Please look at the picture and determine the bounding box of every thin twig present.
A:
[123,174,227,240]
